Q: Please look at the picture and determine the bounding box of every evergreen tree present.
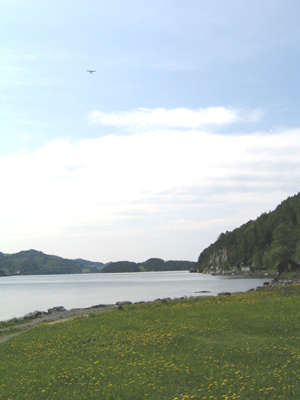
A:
[196,192,300,271]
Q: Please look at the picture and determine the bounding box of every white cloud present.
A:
[0,97,298,260]
[89,107,262,130]
[0,127,299,247]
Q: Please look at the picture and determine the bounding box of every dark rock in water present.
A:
[116,301,132,306]
[217,292,231,296]
[47,306,67,314]
[92,304,106,308]
[195,290,211,293]
[24,310,48,320]
[263,282,270,286]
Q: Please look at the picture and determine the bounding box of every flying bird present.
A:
[87,70,96,74]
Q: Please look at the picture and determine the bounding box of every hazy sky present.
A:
[1,1,300,262]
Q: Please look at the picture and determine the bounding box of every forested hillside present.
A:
[101,258,195,273]
[0,250,105,275]
[73,258,106,273]
[0,250,195,275]
[101,261,141,273]
[196,192,300,272]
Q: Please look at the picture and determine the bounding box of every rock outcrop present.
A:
[24,310,48,320]
[47,306,67,314]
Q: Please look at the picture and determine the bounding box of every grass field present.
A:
[1,285,300,399]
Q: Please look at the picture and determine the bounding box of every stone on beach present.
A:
[24,310,48,320]
[47,306,67,314]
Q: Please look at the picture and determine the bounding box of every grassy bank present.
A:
[1,286,300,399]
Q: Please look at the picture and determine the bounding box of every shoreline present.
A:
[198,269,278,277]
[1,276,300,344]
[2,274,299,326]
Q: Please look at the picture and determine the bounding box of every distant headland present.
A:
[0,250,195,276]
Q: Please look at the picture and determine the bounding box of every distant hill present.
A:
[0,250,194,275]
[0,250,107,276]
[0,250,83,275]
[101,258,195,273]
[73,258,108,273]
[101,261,141,273]
[195,192,300,272]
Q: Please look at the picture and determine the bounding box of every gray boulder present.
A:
[92,304,106,308]
[47,306,67,314]
[24,310,48,320]
[116,301,132,306]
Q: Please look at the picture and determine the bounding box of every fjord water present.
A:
[0,271,272,321]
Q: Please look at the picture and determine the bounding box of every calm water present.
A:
[0,271,272,321]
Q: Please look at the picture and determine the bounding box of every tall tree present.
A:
[271,223,297,263]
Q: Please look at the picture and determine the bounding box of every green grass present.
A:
[0,326,26,339]
[1,286,300,399]
[0,317,26,333]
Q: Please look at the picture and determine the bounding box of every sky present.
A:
[1,0,300,263]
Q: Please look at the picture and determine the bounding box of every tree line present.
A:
[101,258,195,273]
[0,250,85,275]
[0,250,195,275]
[196,192,300,271]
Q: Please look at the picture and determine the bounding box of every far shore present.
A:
[191,268,278,277]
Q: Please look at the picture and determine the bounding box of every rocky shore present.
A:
[256,275,300,289]
[3,273,300,325]
[202,268,278,277]
[1,276,300,345]
[21,302,131,323]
